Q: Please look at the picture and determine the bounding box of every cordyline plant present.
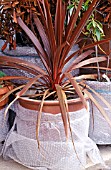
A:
[0,0,111,146]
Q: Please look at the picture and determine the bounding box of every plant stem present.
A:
[106,40,111,75]
[95,45,101,81]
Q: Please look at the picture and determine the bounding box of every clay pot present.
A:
[18,93,88,114]
[0,84,13,109]
[15,93,89,141]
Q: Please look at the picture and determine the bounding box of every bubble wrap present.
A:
[3,131,86,170]
[15,101,90,140]
[2,101,105,170]
[0,106,9,156]
[0,106,9,143]
[3,46,37,56]
[86,81,111,144]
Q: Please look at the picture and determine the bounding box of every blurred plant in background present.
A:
[68,0,104,42]
[96,0,111,24]
[1,0,110,51]
[0,0,38,50]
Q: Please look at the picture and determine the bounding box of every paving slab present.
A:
[0,156,30,170]
[86,145,111,170]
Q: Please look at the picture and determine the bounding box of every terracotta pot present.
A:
[14,92,89,141]
[0,85,13,109]
[4,101,91,170]
[18,93,88,114]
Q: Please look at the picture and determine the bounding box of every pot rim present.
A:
[18,93,88,105]
[18,92,88,113]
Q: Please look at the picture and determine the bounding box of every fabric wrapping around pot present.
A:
[2,101,106,170]
[1,45,79,84]
[86,81,111,144]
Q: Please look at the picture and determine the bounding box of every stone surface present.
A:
[0,156,30,170]
[86,145,111,170]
